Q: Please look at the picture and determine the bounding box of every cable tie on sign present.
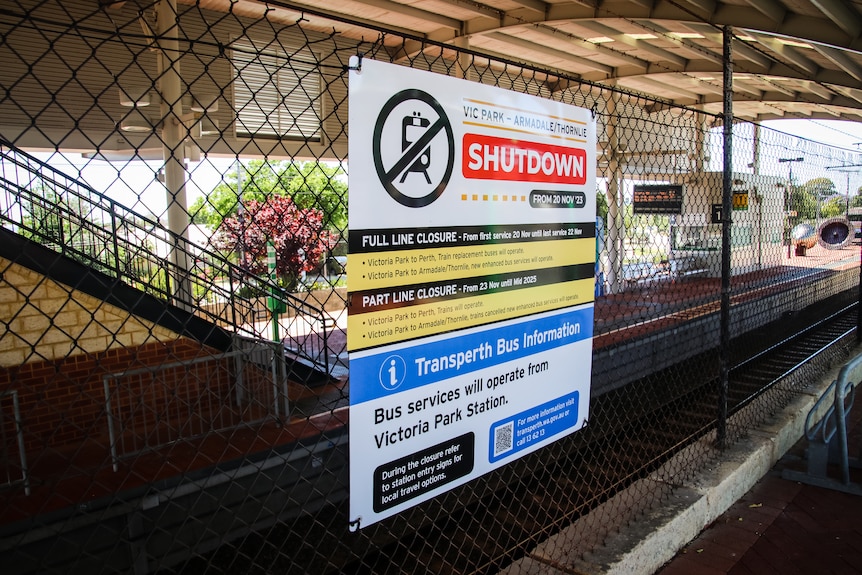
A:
[348,516,362,532]
[346,52,363,72]
[590,103,598,120]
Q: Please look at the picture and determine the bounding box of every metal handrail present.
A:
[0,138,331,370]
[0,390,29,495]
[103,342,288,472]
[804,378,855,444]
[804,351,862,485]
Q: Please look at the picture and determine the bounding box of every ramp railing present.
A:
[782,351,862,493]
[103,339,288,472]
[0,390,29,495]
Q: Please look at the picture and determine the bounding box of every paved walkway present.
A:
[656,380,862,575]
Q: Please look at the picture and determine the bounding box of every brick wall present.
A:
[0,257,179,366]
[0,258,241,458]
[0,337,218,455]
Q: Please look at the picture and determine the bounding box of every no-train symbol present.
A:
[372,89,455,208]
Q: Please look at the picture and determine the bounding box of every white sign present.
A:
[348,58,596,529]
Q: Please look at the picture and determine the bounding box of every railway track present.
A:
[334,292,862,575]
[171,291,861,575]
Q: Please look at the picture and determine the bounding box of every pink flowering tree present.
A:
[212,195,336,291]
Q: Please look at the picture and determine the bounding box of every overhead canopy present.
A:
[191,0,862,122]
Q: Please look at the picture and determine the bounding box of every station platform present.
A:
[502,341,862,575]
[655,372,862,575]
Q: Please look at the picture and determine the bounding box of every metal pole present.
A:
[753,124,763,268]
[454,36,470,80]
[157,0,192,306]
[236,159,244,266]
[779,157,804,258]
[787,163,793,258]
[717,26,733,449]
[604,93,623,294]
[267,241,281,342]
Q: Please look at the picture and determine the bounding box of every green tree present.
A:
[21,185,72,244]
[19,184,161,290]
[801,177,837,219]
[596,190,608,228]
[820,196,847,218]
[191,160,348,233]
[787,183,817,224]
[802,177,836,198]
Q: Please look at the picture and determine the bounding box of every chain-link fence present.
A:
[1,1,861,573]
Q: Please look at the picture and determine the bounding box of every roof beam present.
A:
[688,78,724,95]
[728,36,777,71]
[756,78,797,97]
[671,0,716,17]
[387,39,430,63]
[812,44,862,82]
[684,23,772,69]
[740,0,786,23]
[541,3,856,52]
[816,104,842,116]
[751,33,818,76]
[506,0,548,16]
[529,25,650,70]
[619,75,702,101]
[628,0,656,9]
[99,0,126,12]
[484,31,614,74]
[728,78,765,98]
[827,85,862,106]
[433,0,502,21]
[345,0,462,30]
[753,110,788,121]
[807,0,862,38]
[575,20,688,67]
[689,91,780,106]
[802,81,835,100]
[634,20,723,65]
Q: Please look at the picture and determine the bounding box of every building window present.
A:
[233,42,321,141]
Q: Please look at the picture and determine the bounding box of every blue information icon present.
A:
[378,355,407,391]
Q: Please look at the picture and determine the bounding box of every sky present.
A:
[762,118,862,151]
[22,117,862,216]
[760,118,862,195]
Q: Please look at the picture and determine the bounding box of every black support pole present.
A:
[717,26,733,448]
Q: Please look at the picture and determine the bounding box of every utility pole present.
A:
[779,156,803,258]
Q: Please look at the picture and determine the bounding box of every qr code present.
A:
[493,421,514,457]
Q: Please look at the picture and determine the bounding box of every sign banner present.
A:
[348,58,596,529]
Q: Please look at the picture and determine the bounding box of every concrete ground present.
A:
[502,342,862,575]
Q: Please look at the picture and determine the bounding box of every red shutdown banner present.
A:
[462,133,587,184]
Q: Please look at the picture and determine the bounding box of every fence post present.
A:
[156,0,193,309]
[104,377,119,472]
[717,25,734,448]
[858,236,861,342]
